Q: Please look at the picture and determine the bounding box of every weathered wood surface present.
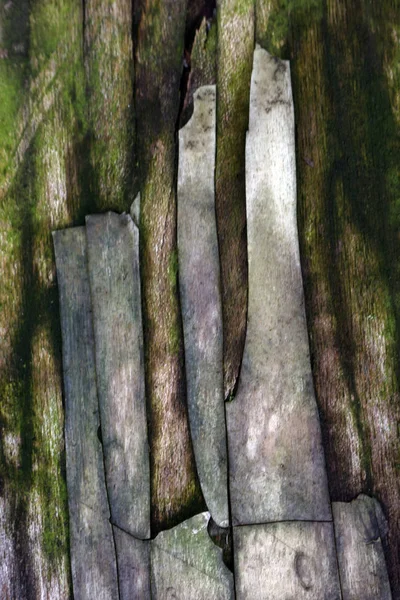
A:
[84,0,136,212]
[233,522,341,600]
[226,47,331,525]
[216,0,254,399]
[113,527,151,600]
[333,495,392,600]
[135,0,205,532]
[178,85,229,528]
[86,212,150,540]
[151,512,234,599]
[53,227,119,600]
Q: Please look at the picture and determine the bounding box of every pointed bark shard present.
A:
[53,227,119,600]
[333,495,392,599]
[151,512,234,599]
[226,47,331,524]
[113,527,151,600]
[130,192,140,227]
[86,212,150,539]
[178,85,229,527]
[233,522,341,599]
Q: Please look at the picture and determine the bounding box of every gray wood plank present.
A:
[234,521,342,600]
[178,85,229,528]
[151,512,234,599]
[113,527,151,600]
[333,495,392,599]
[53,227,119,600]
[226,46,331,524]
[86,212,150,539]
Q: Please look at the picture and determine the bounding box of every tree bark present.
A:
[1,0,399,597]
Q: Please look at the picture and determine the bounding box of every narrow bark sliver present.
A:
[226,46,332,525]
[86,212,150,540]
[53,228,119,600]
[178,85,229,528]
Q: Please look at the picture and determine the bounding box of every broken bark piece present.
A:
[113,527,151,600]
[151,512,234,599]
[178,85,229,528]
[234,522,341,599]
[332,495,392,599]
[86,212,150,539]
[53,227,119,600]
[226,47,331,525]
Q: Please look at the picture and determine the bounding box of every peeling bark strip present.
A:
[233,522,341,599]
[53,228,119,600]
[86,212,150,539]
[332,495,392,599]
[135,0,205,531]
[113,527,151,600]
[216,0,254,399]
[150,512,234,599]
[178,85,229,528]
[226,47,331,525]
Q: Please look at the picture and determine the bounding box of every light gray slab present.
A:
[333,495,392,599]
[226,46,331,524]
[178,85,229,528]
[151,512,234,599]
[113,527,151,600]
[53,227,119,600]
[86,212,150,539]
[234,521,342,600]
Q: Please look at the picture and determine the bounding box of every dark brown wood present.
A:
[135,0,205,533]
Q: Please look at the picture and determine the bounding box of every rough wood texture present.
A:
[178,85,229,528]
[0,1,88,596]
[151,512,234,599]
[233,522,341,600]
[113,527,151,600]
[84,0,136,212]
[256,3,400,595]
[333,495,392,600]
[135,0,205,532]
[86,212,150,540]
[226,47,331,525]
[53,227,119,600]
[216,0,254,399]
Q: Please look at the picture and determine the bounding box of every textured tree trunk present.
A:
[1,0,399,598]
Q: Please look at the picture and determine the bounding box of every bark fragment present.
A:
[86,212,150,540]
[178,85,229,527]
[233,522,341,599]
[151,512,234,599]
[53,227,119,600]
[333,495,392,600]
[226,47,331,525]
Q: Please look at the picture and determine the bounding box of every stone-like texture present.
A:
[216,0,254,399]
[178,85,229,528]
[114,527,151,600]
[333,495,392,599]
[234,522,341,600]
[226,47,331,525]
[151,512,234,599]
[86,212,150,539]
[53,227,119,600]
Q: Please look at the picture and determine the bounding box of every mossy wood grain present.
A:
[135,0,205,533]
[256,1,400,596]
[216,0,254,399]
